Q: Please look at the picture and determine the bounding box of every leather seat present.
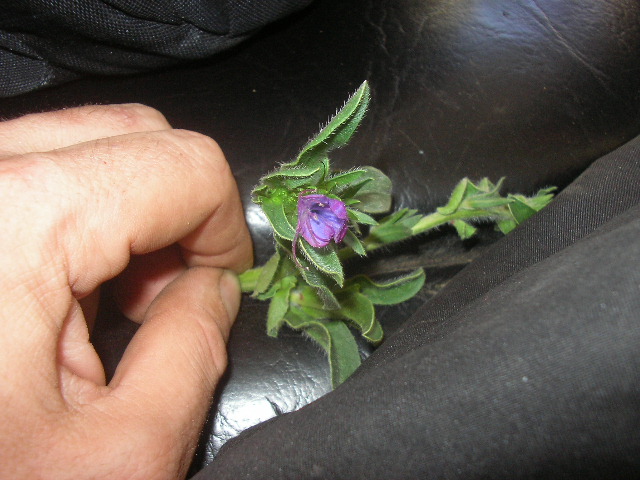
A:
[1,0,638,475]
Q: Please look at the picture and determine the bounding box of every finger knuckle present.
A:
[172,129,223,157]
[1,153,68,222]
[0,153,74,267]
[97,103,171,132]
[168,129,232,178]
[48,103,170,134]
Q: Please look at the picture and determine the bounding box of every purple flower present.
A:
[293,193,348,266]
[296,194,348,247]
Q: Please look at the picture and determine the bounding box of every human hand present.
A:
[0,104,253,479]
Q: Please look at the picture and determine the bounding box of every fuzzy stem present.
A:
[355,208,508,254]
[410,209,497,235]
[238,267,262,292]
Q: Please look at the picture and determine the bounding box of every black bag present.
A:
[0,0,314,97]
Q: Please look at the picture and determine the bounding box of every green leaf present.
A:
[336,290,383,344]
[297,260,341,310]
[275,249,298,278]
[367,223,412,244]
[366,209,422,245]
[296,81,370,167]
[298,238,344,287]
[320,320,361,387]
[250,184,270,204]
[273,236,340,309]
[468,177,503,196]
[266,276,297,337]
[290,284,326,310]
[342,230,366,256]
[238,267,261,293]
[437,177,507,215]
[496,218,517,235]
[285,311,362,388]
[350,166,392,214]
[465,196,511,210]
[507,198,538,224]
[261,197,296,241]
[252,249,299,301]
[324,169,368,194]
[253,83,373,221]
[451,219,478,240]
[508,186,557,212]
[252,251,281,295]
[437,178,469,215]
[380,208,421,226]
[532,186,557,207]
[497,187,556,234]
[262,164,323,187]
[347,208,378,226]
[347,269,425,305]
[410,178,557,238]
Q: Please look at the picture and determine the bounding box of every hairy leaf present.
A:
[452,219,478,240]
[351,166,392,214]
[285,311,362,388]
[252,250,281,295]
[298,238,344,287]
[336,290,383,344]
[266,276,297,337]
[296,81,370,168]
[261,197,296,241]
[347,269,425,305]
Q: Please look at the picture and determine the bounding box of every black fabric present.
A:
[193,135,640,479]
[0,0,314,97]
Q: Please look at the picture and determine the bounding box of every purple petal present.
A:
[296,194,348,248]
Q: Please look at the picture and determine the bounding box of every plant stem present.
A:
[238,267,262,292]
[356,208,506,254]
[410,209,497,235]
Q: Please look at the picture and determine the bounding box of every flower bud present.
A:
[296,193,348,247]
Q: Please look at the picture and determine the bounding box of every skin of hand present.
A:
[0,104,253,480]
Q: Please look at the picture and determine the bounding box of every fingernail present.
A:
[219,269,241,320]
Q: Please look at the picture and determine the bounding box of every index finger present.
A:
[0,104,172,157]
[2,128,253,302]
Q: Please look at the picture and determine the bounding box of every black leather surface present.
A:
[0,0,639,473]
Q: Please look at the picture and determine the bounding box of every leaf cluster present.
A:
[242,248,425,387]
[239,82,426,387]
[367,177,556,249]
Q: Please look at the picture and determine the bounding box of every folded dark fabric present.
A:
[193,135,640,479]
[0,0,314,97]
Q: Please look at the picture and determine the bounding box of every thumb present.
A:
[108,266,240,447]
